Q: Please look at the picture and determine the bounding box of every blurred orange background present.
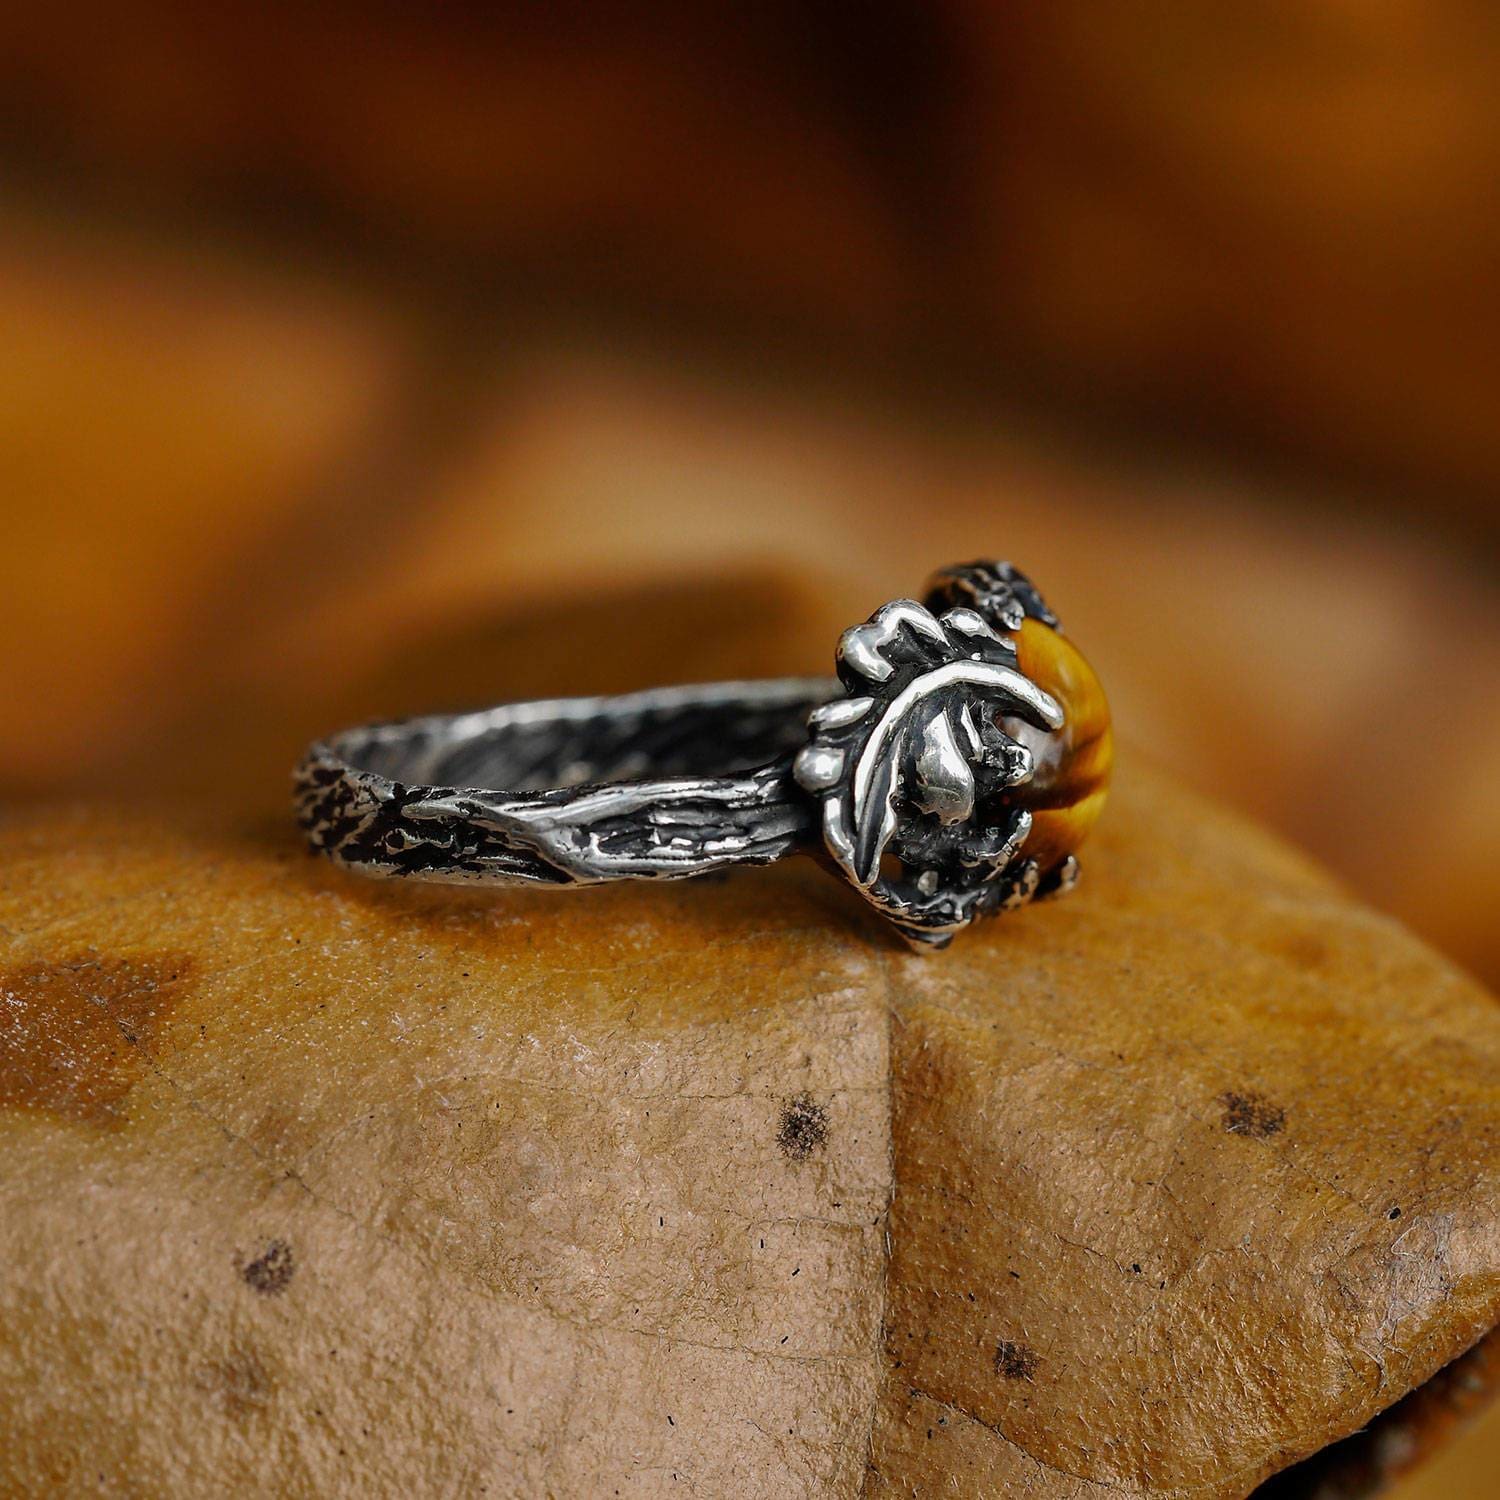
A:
[1,6,1496,1493]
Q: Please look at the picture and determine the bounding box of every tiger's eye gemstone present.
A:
[1006,618,1113,875]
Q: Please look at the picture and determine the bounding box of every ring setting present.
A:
[296,561,1111,950]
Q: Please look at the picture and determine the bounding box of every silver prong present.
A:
[808,696,874,731]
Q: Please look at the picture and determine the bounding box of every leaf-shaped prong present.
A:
[793,744,845,792]
[940,606,1006,645]
[845,658,1062,886]
[911,707,977,826]
[807,696,874,731]
[847,732,903,888]
[838,600,949,683]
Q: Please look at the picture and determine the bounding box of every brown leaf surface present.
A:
[1,756,1496,1497]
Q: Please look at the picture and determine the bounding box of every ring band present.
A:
[295,562,1112,949]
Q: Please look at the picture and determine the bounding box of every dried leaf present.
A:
[0,760,1496,1497]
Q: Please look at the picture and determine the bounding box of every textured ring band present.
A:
[295,561,1113,949]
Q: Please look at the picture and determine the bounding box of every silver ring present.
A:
[295,561,1112,949]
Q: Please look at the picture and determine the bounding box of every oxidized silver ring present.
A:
[295,562,1113,949]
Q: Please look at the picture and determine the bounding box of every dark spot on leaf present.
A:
[776,1094,829,1161]
[239,1239,295,1295]
[995,1340,1038,1380]
[1220,1091,1285,1138]
[0,951,195,1125]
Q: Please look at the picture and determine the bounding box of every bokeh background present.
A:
[2,6,1496,1492]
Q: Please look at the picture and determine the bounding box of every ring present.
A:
[295,561,1113,949]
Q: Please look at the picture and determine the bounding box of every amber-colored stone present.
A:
[1006,616,1114,875]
